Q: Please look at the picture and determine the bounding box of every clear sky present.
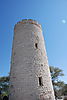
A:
[0,0,67,83]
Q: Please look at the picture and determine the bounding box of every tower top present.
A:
[14,19,42,30]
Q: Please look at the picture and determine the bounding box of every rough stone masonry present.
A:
[9,19,55,100]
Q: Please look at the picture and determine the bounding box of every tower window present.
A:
[35,43,38,49]
[39,77,43,86]
[41,64,43,66]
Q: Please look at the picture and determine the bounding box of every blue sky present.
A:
[0,0,67,83]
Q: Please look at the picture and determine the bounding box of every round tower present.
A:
[9,19,55,100]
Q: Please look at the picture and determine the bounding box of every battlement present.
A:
[14,19,42,29]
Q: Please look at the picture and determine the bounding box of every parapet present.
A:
[14,19,42,30]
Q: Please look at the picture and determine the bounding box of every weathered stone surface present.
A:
[9,19,55,100]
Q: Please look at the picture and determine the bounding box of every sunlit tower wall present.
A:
[9,19,55,100]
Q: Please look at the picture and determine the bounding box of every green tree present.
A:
[50,66,65,98]
[61,84,67,96]
[0,76,9,99]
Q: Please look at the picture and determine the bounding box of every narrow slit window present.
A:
[39,77,43,86]
[35,43,38,49]
[41,64,43,66]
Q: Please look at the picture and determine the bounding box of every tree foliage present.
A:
[50,66,65,98]
[0,76,9,99]
[61,84,67,96]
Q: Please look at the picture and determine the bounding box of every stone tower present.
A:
[9,19,55,100]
